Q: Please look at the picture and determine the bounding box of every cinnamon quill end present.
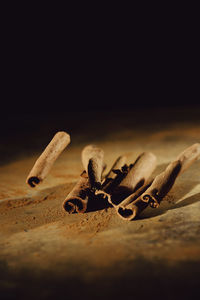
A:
[63,197,87,214]
[117,205,138,221]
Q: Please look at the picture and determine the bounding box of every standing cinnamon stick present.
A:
[118,143,200,221]
[63,171,89,214]
[26,131,70,187]
[81,144,104,190]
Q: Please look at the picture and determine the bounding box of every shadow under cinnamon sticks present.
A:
[86,193,112,213]
[139,183,200,220]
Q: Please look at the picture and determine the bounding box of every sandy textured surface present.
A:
[1,108,200,299]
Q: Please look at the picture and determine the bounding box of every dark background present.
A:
[1,12,199,154]
[2,46,199,114]
[1,14,199,116]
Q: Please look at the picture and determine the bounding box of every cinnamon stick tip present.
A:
[26,176,41,188]
[63,197,87,214]
[117,206,138,221]
[55,131,71,142]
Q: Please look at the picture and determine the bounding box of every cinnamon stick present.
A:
[63,152,106,214]
[81,144,104,190]
[26,131,70,187]
[117,161,181,220]
[63,171,89,213]
[118,143,200,220]
[98,152,157,206]
[116,179,153,211]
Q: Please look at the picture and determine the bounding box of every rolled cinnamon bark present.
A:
[26,131,70,187]
[116,182,153,220]
[117,179,153,210]
[118,143,200,220]
[63,171,89,213]
[98,152,157,206]
[117,161,181,220]
[81,144,104,190]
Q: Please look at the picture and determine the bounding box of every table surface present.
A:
[1,107,200,300]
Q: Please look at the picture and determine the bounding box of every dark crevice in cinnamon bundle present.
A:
[95,156,129,202]
[102,155,127,191]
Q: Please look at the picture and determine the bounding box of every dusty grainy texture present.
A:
[1,107,200,300]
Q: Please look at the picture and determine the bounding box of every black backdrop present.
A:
[1,4,200,117]
[2,68,199,115]
[1,20,199,125]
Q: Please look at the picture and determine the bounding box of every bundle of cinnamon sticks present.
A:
[26,131,200,221]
